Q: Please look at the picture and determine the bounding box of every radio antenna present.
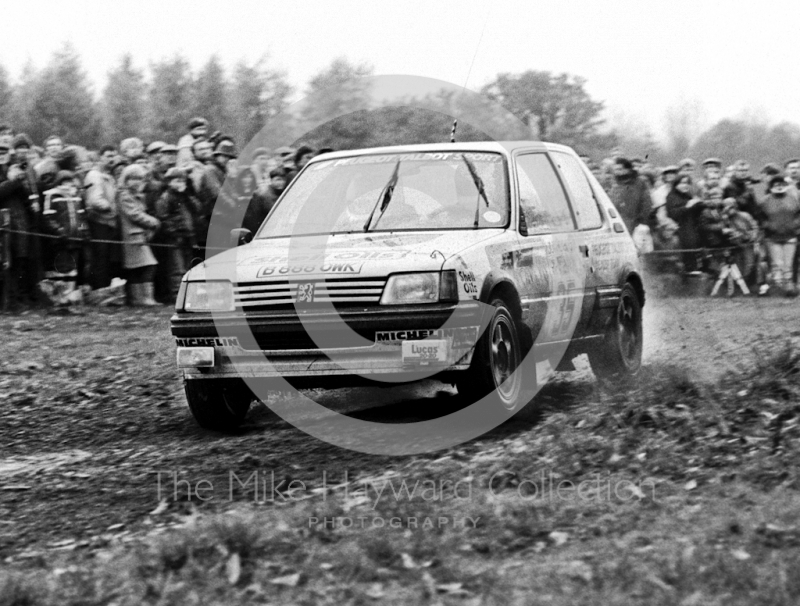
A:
[451,9,491,143]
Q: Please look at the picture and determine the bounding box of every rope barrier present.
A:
[0,227,228,251]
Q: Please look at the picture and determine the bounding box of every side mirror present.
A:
[230,228,252,246]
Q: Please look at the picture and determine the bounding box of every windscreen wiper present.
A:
[461,154,490,228]
[363,160,401,232]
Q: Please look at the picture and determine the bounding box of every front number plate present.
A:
[402,339,449,365]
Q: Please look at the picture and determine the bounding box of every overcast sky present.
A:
[4,0,799,141]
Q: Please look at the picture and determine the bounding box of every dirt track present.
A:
[1,294,798,560]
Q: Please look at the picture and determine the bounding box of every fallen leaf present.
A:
[364,583,385,599]
[270,572,301,587]
[437,582,469,596]
[684,479,698,491]
[564,560,593,582]
[731,549,751,561]
[400,552,417,569]
[226,553,241,585]
[149,500,169,515]
[549,531,569,546]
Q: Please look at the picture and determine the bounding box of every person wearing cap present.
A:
[242,167,287,235]
[610,156,655,236]
[186,139,213,194]
[142,143,179,302]
[757,175,800,296]
[84,145,122,290]
[177,117,209,168]
[195,140,239,259]
[40,171,90,295]
[155,167,201,300]
[117,164,161,306]
[292,145,316,178]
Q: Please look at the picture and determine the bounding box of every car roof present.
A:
[309,141,575,163]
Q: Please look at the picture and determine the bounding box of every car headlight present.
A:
[380,271,458,305]
[183,281,235,312]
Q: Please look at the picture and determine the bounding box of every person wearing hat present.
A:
[757,175,800,296]
[84,145,122,290]
[39,170,90,296]
[117,164,161,306]
[195,140,239,258]
[177,117,209,168]
[155,167,200,300]
[146,141,166,156]
[289,145,316,184]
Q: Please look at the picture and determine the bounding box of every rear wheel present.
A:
[588,283,643,382]
[456,297,528,413]
[184,379,253,431]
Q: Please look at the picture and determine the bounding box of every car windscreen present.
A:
[256,152,509,238]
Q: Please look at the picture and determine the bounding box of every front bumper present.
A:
[170,302,485,380]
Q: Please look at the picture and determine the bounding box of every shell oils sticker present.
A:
[453,256,479,299]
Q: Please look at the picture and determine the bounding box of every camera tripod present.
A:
[710,250,750,296]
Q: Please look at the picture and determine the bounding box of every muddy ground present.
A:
[1,293,798,561]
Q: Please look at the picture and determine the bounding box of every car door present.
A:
[513,152,586,344]
[548,151,604,334]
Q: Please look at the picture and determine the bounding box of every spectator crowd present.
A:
[0,117,328,308]
[588,154,800,297]
[1,117,799,310]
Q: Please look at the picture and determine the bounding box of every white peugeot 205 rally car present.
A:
[171,142,644,430]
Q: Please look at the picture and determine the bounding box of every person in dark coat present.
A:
[155,167,201,300]
[666,175,703,272]
[609,156,654,234]
[242,167,287,235]
[0,139,43,304]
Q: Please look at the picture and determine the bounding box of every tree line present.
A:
[2,43,799,171]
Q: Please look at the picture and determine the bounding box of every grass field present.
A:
[1,296,799,605]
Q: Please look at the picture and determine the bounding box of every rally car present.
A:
[171,142,644,429]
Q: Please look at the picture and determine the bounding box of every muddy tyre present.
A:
[184,379,253,431]
[588,283,643,382]
[456,297,528,413]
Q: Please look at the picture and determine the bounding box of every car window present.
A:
[551,152,603,230]
[257,152,509,237]
[515,153,576,234]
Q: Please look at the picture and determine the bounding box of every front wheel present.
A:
[456,298,526,413]
[184,379,253,431]
[588,283,643,382]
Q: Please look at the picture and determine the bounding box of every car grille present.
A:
[233,277,387,310]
